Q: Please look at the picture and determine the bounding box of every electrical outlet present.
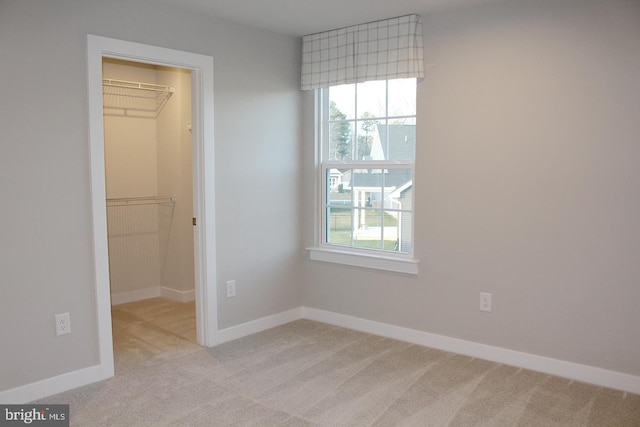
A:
[226,280,236,298]
[480,293,492,313]
[55,313,71,336]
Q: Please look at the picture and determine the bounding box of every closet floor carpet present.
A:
[35,298,640,426]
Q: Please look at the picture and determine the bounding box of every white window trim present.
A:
[307,86,419,275]
[308,246,419,275]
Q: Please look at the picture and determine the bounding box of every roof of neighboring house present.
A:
[375,124,415,161]
[391,180,413,198]
[351,169,412,188]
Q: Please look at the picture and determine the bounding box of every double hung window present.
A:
[302,14,423,273]
[315,78,417,270]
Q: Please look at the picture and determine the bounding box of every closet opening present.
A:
[88,35,218,382]
[102,58,199,370]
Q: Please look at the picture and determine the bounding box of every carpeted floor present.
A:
[35,298,640,426]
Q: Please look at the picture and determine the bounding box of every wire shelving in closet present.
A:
[106,195,177,207]
[102,78,174,117]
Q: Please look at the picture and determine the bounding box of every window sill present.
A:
[307,246,419,275]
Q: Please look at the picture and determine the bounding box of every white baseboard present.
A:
[110,287,161,305]
[216,307,304,345]
[0,364,110,404]
[161,287,195,303]
[302,307,640,395]
[110,287,194,305]
[8,305,638,404]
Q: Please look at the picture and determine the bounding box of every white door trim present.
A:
[87,35,218,380]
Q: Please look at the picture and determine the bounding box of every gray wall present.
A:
[303,0,640,377]
[0,0,302,391]
[2,0,639,396]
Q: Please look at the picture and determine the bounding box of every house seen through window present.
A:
[320,78,416,255]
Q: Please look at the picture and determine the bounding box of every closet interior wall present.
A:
[103,58,194,305]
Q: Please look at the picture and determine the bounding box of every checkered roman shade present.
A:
[301,14,424,90]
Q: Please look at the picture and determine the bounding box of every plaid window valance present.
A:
[301,14,424,90]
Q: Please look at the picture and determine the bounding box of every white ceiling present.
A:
[157,0,502,37]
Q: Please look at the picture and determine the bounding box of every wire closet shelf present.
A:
[102,78,174,116]
[106,195,177,207]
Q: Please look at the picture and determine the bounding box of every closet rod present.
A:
[102,78,175,94]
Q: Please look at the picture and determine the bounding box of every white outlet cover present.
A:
[480,292,492,313]
[226,280,236,298]
[55,312,71,336]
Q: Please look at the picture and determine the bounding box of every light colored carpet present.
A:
[35,298,640,426]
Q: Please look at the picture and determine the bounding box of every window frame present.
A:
[308,80,419,275]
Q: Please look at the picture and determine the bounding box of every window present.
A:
[310,78,418,274]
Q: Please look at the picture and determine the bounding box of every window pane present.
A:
[356,117,381,160]
[327,207,352,246]
[388,78,416,117]
[327,170,352,205]
[378,120,415,161]
[329,84,355,119]
[382,210,400,251]
[382,168,413,210]
[328,121,353,160]
[354,209,382,250]
[357,80,386,118]
[352,168,383,194]
[395,211,413,253]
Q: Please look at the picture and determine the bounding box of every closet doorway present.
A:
[103,60,194,306]
[103,59,198,366]
[87,35,218,381]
